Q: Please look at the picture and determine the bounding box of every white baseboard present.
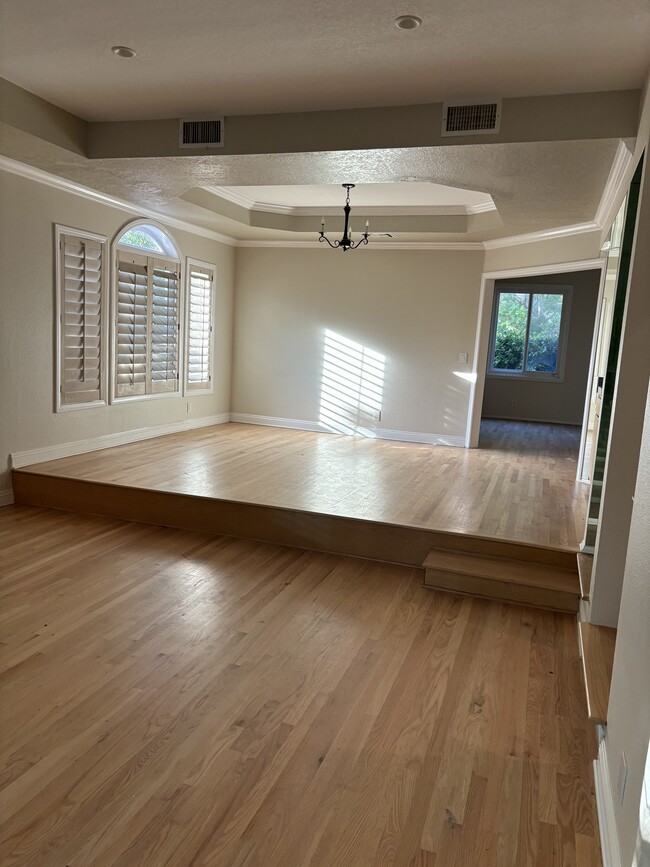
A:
[594,737,622,867]
[230,413,323,434]
[482,414,582,426]
[0,489,15,507]
[10,414,231,470]
[230,413,465,447]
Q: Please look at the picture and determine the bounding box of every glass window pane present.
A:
[492,292,529,370]
[525,293,564,372]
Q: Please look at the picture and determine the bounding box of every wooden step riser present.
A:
[424,568,580,612]
[12,470,579,570]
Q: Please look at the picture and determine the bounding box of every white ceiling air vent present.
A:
[441,99,501,137]
[179,118,224,148]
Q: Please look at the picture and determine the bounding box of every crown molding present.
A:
[594,139,634,228]
[208,185,496,218]
[0,156,238,246]
[483,221,599,249]
[236,239,485,250]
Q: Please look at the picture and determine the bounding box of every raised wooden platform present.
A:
[11,422,585,612]
[12,469,578,574]
[579,622,617,725]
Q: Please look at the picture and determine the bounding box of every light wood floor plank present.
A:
[0,507,600,866]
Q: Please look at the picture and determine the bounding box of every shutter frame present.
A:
[184,259,215,394]
[56,226,108,411]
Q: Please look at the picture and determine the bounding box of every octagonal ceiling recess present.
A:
[190,182,500,235]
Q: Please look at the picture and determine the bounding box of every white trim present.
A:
[594,738,623,867]
[486,284,573,383]
[236,240,485,250]
[465,258,607,449]
[230,413,465,446]
[209,185,497,218]
[482,415,584,426]
[482,258,607,280]
[0,489,15,507]
[595,141,634,229]
[184,257,216,396]
[577,262,609,480]
[483,222,599,250]
[10,414,230,469]
[0,156,237,247]
[54,224,109,413]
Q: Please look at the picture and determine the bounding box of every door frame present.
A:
[465,258,607,464]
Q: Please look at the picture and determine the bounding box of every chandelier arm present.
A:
[319,234,340,248]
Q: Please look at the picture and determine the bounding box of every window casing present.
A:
[55,225,108,411]
[185,260,215,394]
[487,285,572,382]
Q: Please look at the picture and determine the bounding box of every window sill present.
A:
[111,391,181,405]
[487,372,565,384]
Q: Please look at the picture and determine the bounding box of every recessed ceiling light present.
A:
[395,15,422,30]
[111,45,136,58]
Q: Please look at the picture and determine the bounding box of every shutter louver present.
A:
[115,250,180,398]
[151,261,179,394]
[116,253,148,397]
[186,265,213,391]
[60,234,104,406]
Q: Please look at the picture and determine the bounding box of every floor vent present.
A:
[442,100,501,137]
[179,118,224,148]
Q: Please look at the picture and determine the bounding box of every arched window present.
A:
[113,222,181,399]
[116,223,178,257]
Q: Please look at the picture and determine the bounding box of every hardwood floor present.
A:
[17,419,589,550]
[0,506,601,866]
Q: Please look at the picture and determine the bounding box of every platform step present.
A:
[578,622,616,724]
[423,548,580,612]
[577,552,593,600]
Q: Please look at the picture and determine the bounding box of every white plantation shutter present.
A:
[115,250,180,398]
[151,260,180,393]
[185,262,214,392]
[116,252,149,397]
[58,230,106,408]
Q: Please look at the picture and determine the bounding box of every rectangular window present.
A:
[55,226,107,411]
[115,251,180,399]
[185,260,215,394]
[488,285,571,380]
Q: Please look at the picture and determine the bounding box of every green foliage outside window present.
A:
[493,291,564,373]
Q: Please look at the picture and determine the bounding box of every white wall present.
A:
[482,269,600,424]
[0,170,235,494]
[605,376,650,867]
[231,247,485,441]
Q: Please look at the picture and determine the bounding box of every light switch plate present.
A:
[459,352,468,364]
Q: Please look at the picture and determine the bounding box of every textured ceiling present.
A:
[0,125,625,241]
[0,0,649,121]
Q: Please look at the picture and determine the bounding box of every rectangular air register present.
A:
[441,99,502,137]
[179,118,224,148]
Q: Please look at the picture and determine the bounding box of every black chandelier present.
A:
[319,184,369,251]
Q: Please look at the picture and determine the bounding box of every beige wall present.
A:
[0,170,235,493]
[605,377,650,867]
[483,229,603,273]
[231,247,485,440]
[482,270,600,424]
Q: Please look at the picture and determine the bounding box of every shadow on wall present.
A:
[319,329,385,436]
